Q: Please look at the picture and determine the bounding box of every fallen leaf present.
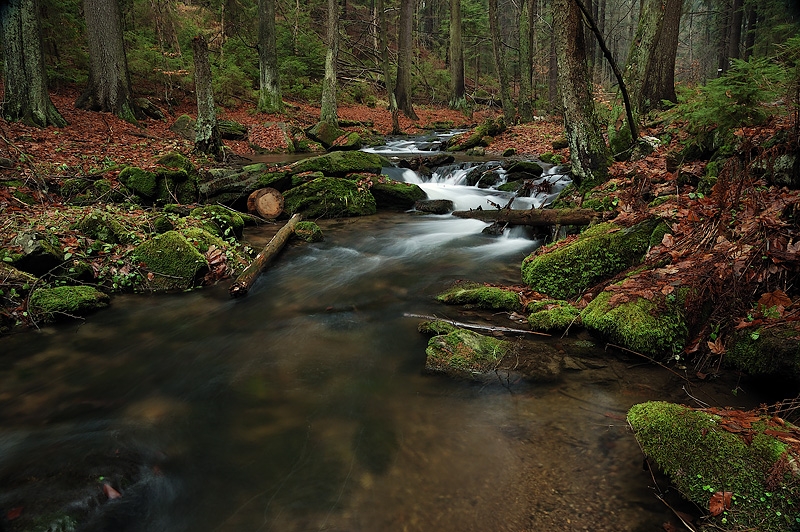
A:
[759,290,792,311]
[103,483,122,499]
[709,491,732,516]
[6,507,23,520]
[662,233,674,247]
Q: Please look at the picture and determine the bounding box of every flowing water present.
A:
[0,148,756,531]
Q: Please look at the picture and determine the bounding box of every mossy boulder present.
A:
[502,160,544,177]
[294,221,324,242]
[527,301,582,332]
[119,167,158,199]
[436,283,522,311]
[628,401,800,532]
[725,323,800,382]
[287,150,390,177]
[521,219,660,299]
[218,119,248,140]
[580,289,687,357]
[446,117,506,151]
[169,114,196,140]
[283,177,377,218]
[370,179,427,210]
[414,199,454,214]
[156,152,196,174]
[330,132,363,151]
[8,231,64,276]
[190,205,245,239]
[29,285,109,321]
[74,210,135,244]
[132,231,209,291]
[306,121,347,149]
[156,168,198,205]
[198,164,292,205]
[424,326,511,379]
[181,227,228,253]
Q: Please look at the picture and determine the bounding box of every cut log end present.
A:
[247,187,284,219]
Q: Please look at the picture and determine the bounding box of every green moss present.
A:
[190,205,245,239]
[425,327,510,379]
[118,167,158,198]
[283,177,377,218]
[436,283,521,311]
[628,401,799,532]
[446,118,506,151]
[132,231,208,291]
[29,285,109,321]
[648,195,674,208]
[156,151,196,174]
[152,215,174,234]
[60,178,92,197]
[180,227,226,253]
[539,152,564,165]
[418,320,459,336]
[521,219,660,299]
[370,179,426,210]
[294,221,324,242]
[74,210,135,244]
[288,151,390,177]
[726,324,800,381]
[528,304,581,332]
[580,290,687,357]
[497,181,522,192]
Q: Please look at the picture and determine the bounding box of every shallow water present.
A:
[0,210,757,532]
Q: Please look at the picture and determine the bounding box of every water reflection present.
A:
[0,213,736,532]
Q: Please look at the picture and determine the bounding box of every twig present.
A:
[404,312,550,336]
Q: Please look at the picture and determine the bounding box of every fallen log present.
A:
[451,207,600,226]
[229,213,301,298]
[247,187,284,219]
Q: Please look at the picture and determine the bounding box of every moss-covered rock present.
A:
[414,199,454,214]
[133,231,209,291]
[726,323,800,382]
[29,285,109,321]
[436,283,522,311]
[502,160,544,177]
[181,227,228,253]
[418,319,459,336]
[521,219,660,299]
[424,327,511,379]
[156,151,196,174]
[288,151,390,177]
[580,289,687,357]
[446,117,506,152]
[528,302,582,332]
[170,114,196,140]
[294,221,324,242]
[306,121,346,149]
[218,119,248,140]
[198,164,292,205]
[283,177,377,218]
[370,179,426,210]
[9,231,64,276]
[119,167,158,199]
[330,132,363,151]
[628,401,800,532]
[190,205,245,239]
[74,210,135,244]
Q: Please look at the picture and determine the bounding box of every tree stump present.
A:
[247,187,284,219]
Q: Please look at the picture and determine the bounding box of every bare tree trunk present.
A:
[449,0,467,111]
[192,35,223,159]
[641,0,683,108]
[554,0,610,187]
[743,5,756,61]
[726,0,744,62]
[0,0,66,128]
[717,0,732,75]
[518,0,536,121]
[321,0,339,125]
[257,0,283,113]
[396,0,418,120]
[77,0,137,123]
[489,0,515,122]
[623,0,667,115]
[377,0,400,133]
[548,23,559,112]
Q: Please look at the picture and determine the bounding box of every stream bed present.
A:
[0,211,759,532]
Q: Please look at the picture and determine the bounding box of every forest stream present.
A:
[0,145,767,532]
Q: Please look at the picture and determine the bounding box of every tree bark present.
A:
[488,0,515,122]
[257,0,283,113]
[449,0,467,111]
[640,0,683,108]
[321,0,339,125]
[192,35,223,159]
[554,0,610,187]
[548,25,559,113]
[518,0,536,121]
[742,5,756,61]
[726,0,744,62]
[247,188,284,219]
[396,0,418,120]
[229,214,301,298]
[77,0,137,123]
[0,0,66,128]
[377,0,400,133]
[451,207,600,226]
[622,0,667,115]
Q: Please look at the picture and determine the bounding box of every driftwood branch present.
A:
[451,207,601,226]
[404,312,550,337]
[229,213,301,298]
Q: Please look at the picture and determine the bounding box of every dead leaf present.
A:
[6,507,23,520]
[759,290,792,311]
[103,483,122,500]
[661,285,675,295]
[709,491,732,516]
[662,233,674,247]
[707,337,726,355]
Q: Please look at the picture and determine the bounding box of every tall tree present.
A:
[518,0,536,121]
[554,0,609,186]
[623,0,669,115]
[192,35,223,159]
[378,0,400,133]
[321,0,339,125]
[640,0,684,108]
[488,0,514,122]
[0,0,66,128]
[76,0,137,123]
[257,0,283,113]
[449,0,467,111]
[396,0,418,120]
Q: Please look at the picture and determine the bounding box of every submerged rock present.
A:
[414,199,454,214]
[370,179,427,210]
[423,325,511,379]
[29,285,109,322]
[294,221,324,242]
[628,401,800,532]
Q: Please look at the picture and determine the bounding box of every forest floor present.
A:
[0,87,798,378]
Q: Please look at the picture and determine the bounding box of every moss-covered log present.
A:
[452,207,599,226]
